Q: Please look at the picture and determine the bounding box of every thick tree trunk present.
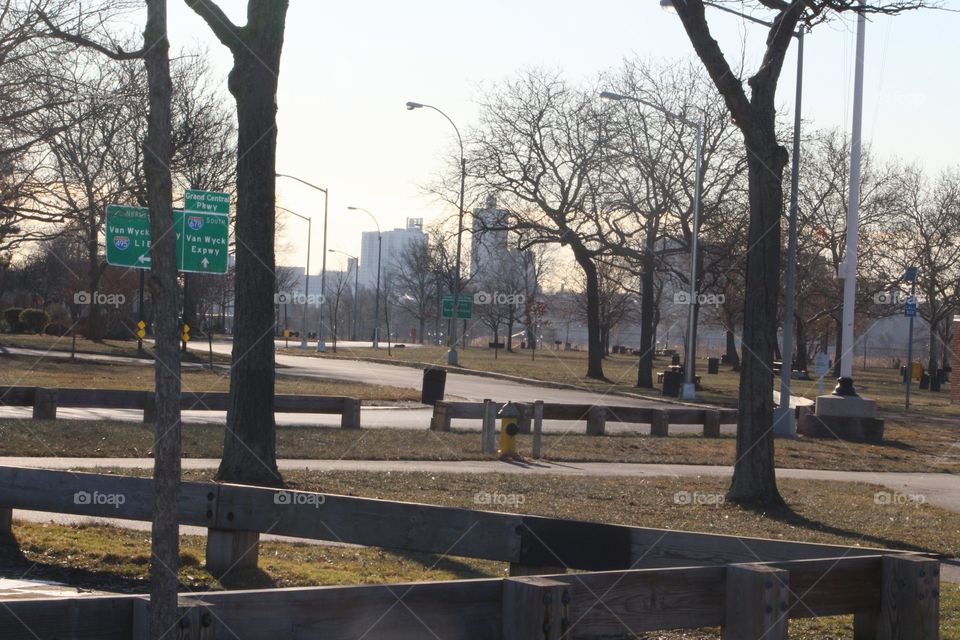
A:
[215,10,287,486]
[724,328,740,372]
[142,1,181,637]
[794,316,808,372]
[928,320,939,374]
[727,142,786,507]
[574,248,604,380]
[636,257,655,388]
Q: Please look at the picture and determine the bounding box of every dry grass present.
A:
[0,353,419,401]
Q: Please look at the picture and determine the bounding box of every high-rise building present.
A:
[358,218,427,289]
[470,195,510,278]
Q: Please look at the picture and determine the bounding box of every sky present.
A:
[165,1,960,274]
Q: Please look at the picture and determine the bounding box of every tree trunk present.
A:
[212,4,288,486]
[727,142,785,507]
[142,1,181,637]
[725,328,740,372]
[928,319,939,374]
[794,315,808,373]
[637,253,655,388]
[574,249,604,380]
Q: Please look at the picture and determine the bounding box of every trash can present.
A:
[421,367,447,405]
[671,353,681,366]
[662,371,683,397]
[919,372,930,390]
[707,357,720,374]
[931,372,942,392]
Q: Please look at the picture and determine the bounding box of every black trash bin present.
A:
[421,367,447,405]
[671,353,681,366]
[919,372,930,390]
[662,371,683,397]
[707,357,720,374]
[931,372,942,392]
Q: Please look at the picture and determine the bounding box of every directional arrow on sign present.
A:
[201,258,209,268]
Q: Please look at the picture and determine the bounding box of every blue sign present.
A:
[904,297,917,318]
[903,266,918,283]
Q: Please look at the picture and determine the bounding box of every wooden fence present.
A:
[0,465,939,638]
[0,385,361,429]
[430,400,737,438]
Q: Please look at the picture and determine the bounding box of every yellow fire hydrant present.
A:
[498,402,521,458]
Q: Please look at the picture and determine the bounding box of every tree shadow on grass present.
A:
[381,548,495,580]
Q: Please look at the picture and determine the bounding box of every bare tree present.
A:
[394,233,436,343]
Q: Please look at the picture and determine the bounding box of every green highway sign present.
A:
[105,205,152,269]
[175,209,229,274]
[441,295,472,319]
[184,189,231,215]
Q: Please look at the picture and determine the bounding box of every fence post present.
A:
[532,400,544,459]
[651,409,670,437]
[586,406,606,436]
[703,410,721,438]
[340,397,361,429]
[516,403,532,435]
[0,507,11,536]
[205,529,260,578]
[32,387,57,420]
[502,576,570,640]
[482,399,497,455]
[142,391,157,424]
[722,564,789,640]
[431,401,451,432]
[854,611,879,639]
[877,555,939,639]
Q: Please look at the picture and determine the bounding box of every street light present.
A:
[600,90,704,401]
[276,173,330,352]
[406,100,466,366]
[658,0,807,435]
[276,205,312,349]
[347,206,382,349]
[329,248,359,342]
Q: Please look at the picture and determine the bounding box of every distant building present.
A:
[470,195,510,278]
[359,218,426,289]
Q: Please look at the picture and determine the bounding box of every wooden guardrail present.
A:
[430,400,736,437]
[0,466,939,639]
[0,385,361,429]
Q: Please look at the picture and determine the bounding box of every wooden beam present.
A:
[339,397,361,429]
[502,576,569,640]
[722,564,789,639]
[703,409,721,437]
[32,387,57,420]
[205,529,260,578]
[508,563,566,577]
[650,409,669,437]
[531,400,544,459]
[0,595,136,640]
[430,401,451,431]
[132,597,217,640]
[877,555,939,639]
[0,506,10,536]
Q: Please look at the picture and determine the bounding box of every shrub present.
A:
[18,308,49,333]
[43,322,70,337]
[2,307,24,333]
[46,302,72,325]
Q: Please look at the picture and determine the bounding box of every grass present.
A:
[0,333,231,364]
[0,353,419,402]
[3,471,959,638]
[2,417,958,473]
[288,344,960,418]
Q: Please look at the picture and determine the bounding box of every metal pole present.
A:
[680,116,704,401]
[352,258,358,342]
[317,189,329,352]
[300,217,311,348]
[373,234,382,349]
[775,29,805,434]
[837,3,866,395]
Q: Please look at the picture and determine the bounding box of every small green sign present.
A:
[175,210,229,274]
[442,295,472,319]
[105,205,152,269]
[184,189,231,215]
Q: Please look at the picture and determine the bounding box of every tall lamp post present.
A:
[276,206,312,349]
[600,90,703,401]
[329,249,359,342]
[405,100,466,366]
[661,0,806,431]
[276,173,329,352]
[348,206,382,349]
